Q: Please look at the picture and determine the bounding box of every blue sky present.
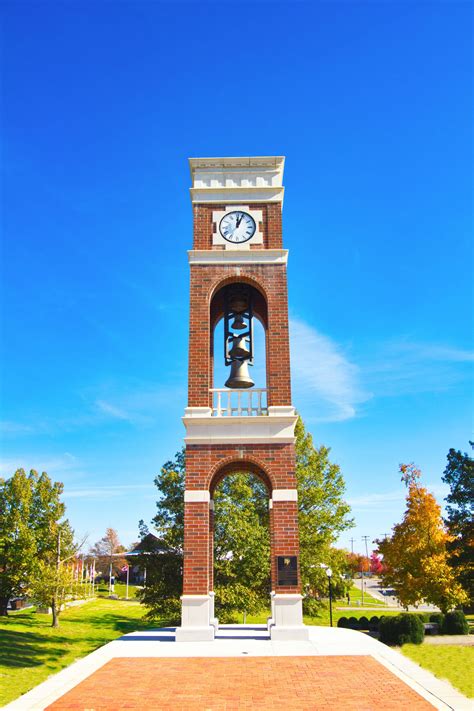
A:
[1,1,472,555]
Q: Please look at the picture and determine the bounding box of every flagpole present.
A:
[126,565,129,600]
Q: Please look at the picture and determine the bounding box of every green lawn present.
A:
[345,584,387,607]
[96,582,140,599]
[0,598,158,706]
[401,644,474,699]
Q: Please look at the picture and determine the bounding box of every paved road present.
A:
[358,577,439,612]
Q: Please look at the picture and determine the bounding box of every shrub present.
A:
[358,616,369,630]
[416,612,429,622]
[303,596,322,618]
[369,616,380,631]
[442,610,469,635]
[379,614,424,646]
[337,617,349,628]
[348,616,360,630]
[429,613,445,628]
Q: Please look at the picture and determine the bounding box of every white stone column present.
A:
[175,594,215,642]
[270,594,309,641]
[209,590,219,629]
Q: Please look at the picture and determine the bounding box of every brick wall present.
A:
[193,203,283,250]
[182,198,301,599]
[182,445,300,595]
[188,264,291,407]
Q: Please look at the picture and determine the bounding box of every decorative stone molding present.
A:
[184,490,211,503]
[272,489,298,502]
[189,156,285,204]
[182,413,298,445]
[188,249,288,266]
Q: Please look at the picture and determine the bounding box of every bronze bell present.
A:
[229,292,248,314]
[229,335,250,359]
[225,359,254,389]
[230,314,246,330]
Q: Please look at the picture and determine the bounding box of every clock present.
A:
[219,211,256,244]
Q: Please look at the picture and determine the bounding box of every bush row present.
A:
[337,610,469,643]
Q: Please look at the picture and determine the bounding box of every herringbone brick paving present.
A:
[46,655,435,710]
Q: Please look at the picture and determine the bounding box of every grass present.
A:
[96,582,139,599]
[401,644,474,698]
[0,598,159,706]
[345,584,387,607]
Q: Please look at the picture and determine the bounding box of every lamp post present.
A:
[326,567,333,627]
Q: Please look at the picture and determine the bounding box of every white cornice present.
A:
[182,413,297,445]
[188,156,285,205]
[188,249,288,266]
[189,156,285,172]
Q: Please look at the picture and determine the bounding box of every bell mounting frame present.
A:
[224,285,254,367]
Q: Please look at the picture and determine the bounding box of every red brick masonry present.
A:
[46,656,434,710]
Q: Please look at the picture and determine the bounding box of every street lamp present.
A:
[326,567,333,627]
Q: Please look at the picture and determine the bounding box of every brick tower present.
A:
[175,157,308,642]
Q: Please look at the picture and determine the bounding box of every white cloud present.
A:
[95,399,131,421]
[0,452,78,478]
[290,318,370,422]
[366,339,473,396]
[0,421,35,435]
[347,490,404,508]
[65,483,152,499]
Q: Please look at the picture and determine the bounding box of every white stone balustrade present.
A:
[210,388,268,417]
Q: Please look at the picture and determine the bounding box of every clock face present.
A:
[219,211,256,244]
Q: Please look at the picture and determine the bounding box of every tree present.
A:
[0,470,37,615]
[376,463,468,613]
[29,521,79,627]
[90,528,126,580]
[0,469,76,620]
[346,552,369,577]
[442,444,473,609]
[137,453,185,620]
[140,417,353,621]
[295,417,353,612]
[369,552,384,575]
[214,474,270,621]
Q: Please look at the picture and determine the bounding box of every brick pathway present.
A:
[46,656,435,710]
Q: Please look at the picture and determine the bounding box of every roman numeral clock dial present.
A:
[219,211,256,244]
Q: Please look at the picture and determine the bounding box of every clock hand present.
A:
[236,213,242,228]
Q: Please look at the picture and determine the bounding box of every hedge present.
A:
[379,613,424,646]
[442,610,469,635]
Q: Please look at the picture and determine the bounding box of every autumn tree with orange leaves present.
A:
[376,463,468,613]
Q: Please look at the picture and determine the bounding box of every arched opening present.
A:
[209,279,269,415]
[211,469,271,623]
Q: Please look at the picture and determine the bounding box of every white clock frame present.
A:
[212,205,263,250]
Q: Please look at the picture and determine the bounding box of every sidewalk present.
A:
[4,625,471,710]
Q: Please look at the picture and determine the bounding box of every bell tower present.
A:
[175,156,308,642]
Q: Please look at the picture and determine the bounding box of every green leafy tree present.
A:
[0,469,76,620]
[442,444,474,609]
[29,521,79,627]
[295,417,353,613]
[376,463,468,613]
[0,470,36,615]
[137,453,185,621]
[214,474,270,621]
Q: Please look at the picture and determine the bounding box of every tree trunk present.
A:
[0,597,9,616]
[51,600,59,628]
